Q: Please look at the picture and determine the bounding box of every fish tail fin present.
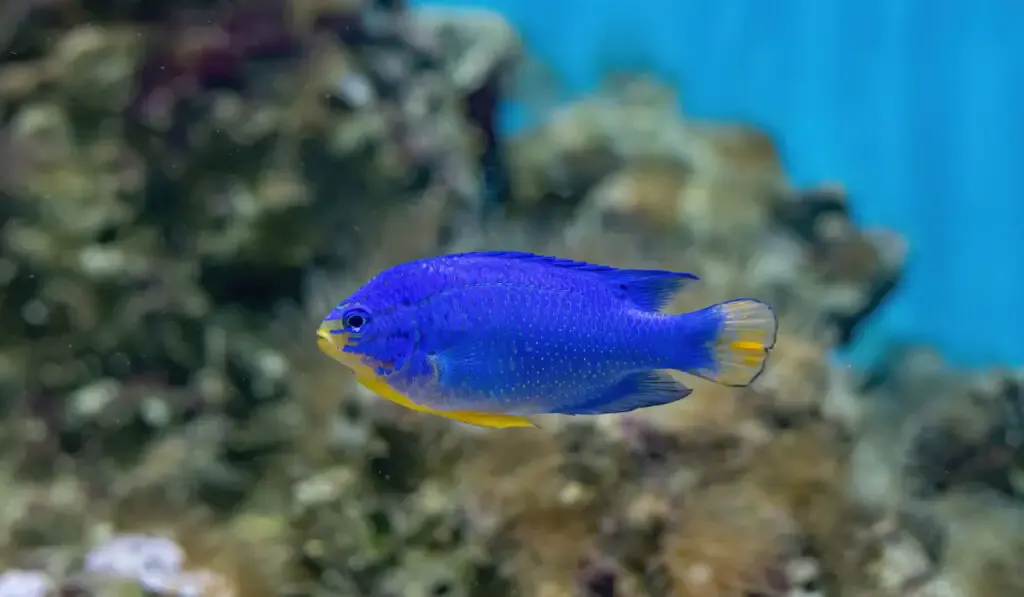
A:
[682,298,778,387]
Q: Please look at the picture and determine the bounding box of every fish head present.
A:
[317,299,417,380]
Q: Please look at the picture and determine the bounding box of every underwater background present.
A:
[0,0,1022,596]
[426,0,1024,370]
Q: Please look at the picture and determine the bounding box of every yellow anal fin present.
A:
[355,376,535,429]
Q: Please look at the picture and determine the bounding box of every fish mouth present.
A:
[317,323,368,373]
[316,322,350,355]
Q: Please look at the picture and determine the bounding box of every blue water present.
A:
[415,0,1024,368]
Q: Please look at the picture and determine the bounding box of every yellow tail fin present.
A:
[697,298,778,387]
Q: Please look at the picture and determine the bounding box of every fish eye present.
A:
[342,309,369,333]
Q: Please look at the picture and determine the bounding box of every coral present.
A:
[0,570,54,597]
[0,0,515,496]
[80,534,201,594]
[660,482,798,597]
[922,489,1024,596]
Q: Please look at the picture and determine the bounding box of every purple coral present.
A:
[127,2,301,128]
[84,533,184,589]
[0,570,54,597]
[151,570,223,597]
[82,533,224,597]
[618,417,680,471]
[576,558,617,597]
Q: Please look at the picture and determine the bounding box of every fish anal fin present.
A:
[552,370,691,415]
[355,375,535,429]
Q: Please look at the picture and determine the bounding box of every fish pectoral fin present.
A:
[355,376,535,429]
[551,370,691,415]
[429,344,496,391]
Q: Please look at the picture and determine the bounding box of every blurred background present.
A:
[0,1,1023,596]
[447,0,1024,370]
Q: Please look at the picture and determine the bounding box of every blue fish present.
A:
[316,251,778,428]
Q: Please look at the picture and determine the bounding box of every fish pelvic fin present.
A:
[551,371,691,415]
[354,375,535,429]
[436,410,537,429]
[686,298,778,387]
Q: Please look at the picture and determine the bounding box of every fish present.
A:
[316,251,778,429]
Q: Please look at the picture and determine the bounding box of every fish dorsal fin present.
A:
[450,251,699,312]
[598,266,699,312]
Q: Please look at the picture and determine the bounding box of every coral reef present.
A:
[0,2,1019,597]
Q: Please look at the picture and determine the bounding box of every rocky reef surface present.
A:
[1,1,1023,596]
